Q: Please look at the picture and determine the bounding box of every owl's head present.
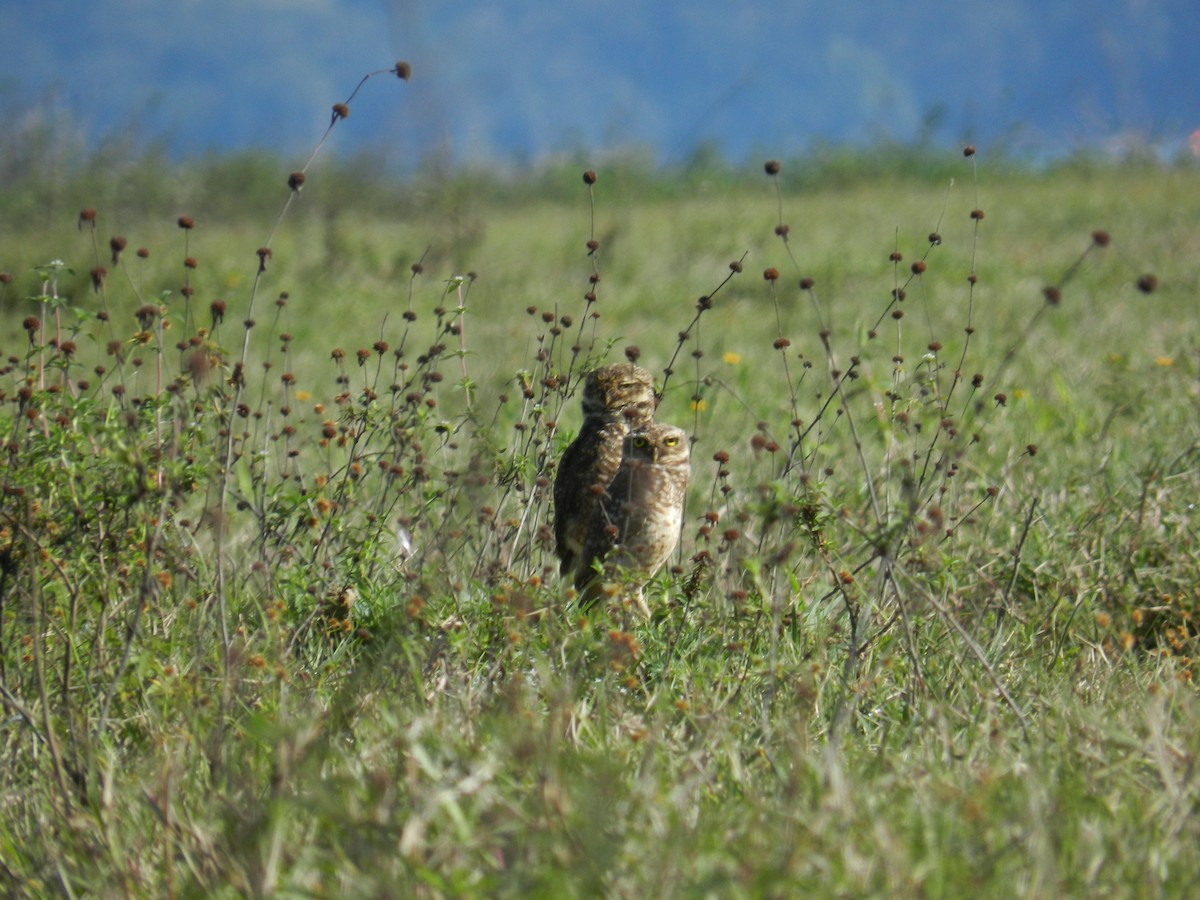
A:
[582,363,658,426]
[623,423,689,464]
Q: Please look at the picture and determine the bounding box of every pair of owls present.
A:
[553,363,690,617]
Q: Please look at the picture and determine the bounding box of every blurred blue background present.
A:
[3,0,1197,166]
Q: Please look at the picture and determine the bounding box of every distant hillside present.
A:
[1,0,1197,165]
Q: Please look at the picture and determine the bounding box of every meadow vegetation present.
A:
[1,70,1199,896]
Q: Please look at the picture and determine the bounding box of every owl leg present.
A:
[628,586,651,621]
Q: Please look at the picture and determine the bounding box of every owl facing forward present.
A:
[553,363,658,578]
[575,423,690,618]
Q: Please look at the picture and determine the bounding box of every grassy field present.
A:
[1,144,1199,897]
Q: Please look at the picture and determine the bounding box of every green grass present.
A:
[1,146,1199,897]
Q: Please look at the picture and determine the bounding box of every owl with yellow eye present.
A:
[575,422,690,618]
[553,363,658,580]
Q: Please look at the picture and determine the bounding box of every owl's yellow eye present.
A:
[664,437,678,447]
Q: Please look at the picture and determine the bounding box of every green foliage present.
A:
[1,120,1199,895]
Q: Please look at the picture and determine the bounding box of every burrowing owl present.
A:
[575,423,690,617]
[554,363,657,578]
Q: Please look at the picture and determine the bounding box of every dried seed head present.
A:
[0,271,12,284]
[394,60,412,80]
[889,251,903,262]
[764,159,781,175]
[729,259,743,273]
[137,247,150,259]
[911,260,926,274]
[696,295,713,310]
[288,172,306,191]
[774,223,790,237]
[763,268,779,281]
[1136,273,1158,294]
[1043,286,1062,305]
[22,316,40,334]
[928,232,942,245]
[211,299,226,324]
[90,266,107,292]
[582,170,597,185]
[799,277,815,290]
[78,208,97,228]
[177,215,195,230]
[963,145,976,157]
[1091,230,1111,247]
[773,337,791,350]
[624,345,641,362]
[184,257,198,270]
[970,208,985,220]
[109,236,127,263]
[332,102,350,120]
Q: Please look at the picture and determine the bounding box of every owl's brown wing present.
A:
[553,422,625,577]
[553,438,586,575]
[574,460,641,597]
